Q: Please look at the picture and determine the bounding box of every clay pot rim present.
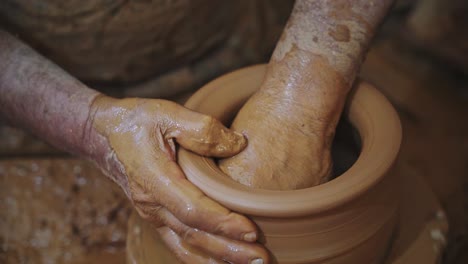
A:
[178,64,402,217]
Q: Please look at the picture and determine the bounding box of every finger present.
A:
[156,209,269,264]
[156,226,224,264]
[150,160,259,242]
[163,102,247,157]
[131,126,257,242]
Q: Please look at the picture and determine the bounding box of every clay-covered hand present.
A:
[220,0,394,190]
[89,96,269,264]
[219,73,337,190]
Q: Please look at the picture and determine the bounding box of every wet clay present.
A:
[128,64,447,264]
[128,164,448,264]
[219,0,394,190]
[88,96,272,264]
[219,51,343,189]
[159,65,403,263]
[1,29,265,264]
[89,96,247,199]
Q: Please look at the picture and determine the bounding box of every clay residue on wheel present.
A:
[0,159,132,264]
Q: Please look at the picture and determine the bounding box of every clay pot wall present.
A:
[178,65,402,263]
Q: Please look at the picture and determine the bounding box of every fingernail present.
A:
[235,132,247,147]
[243,232,257,242]
[250,258,264,264]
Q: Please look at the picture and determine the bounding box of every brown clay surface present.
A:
[0,125,61,157]
[0,159,131,263]
[127,64,402,264]
[126,32,468,263]
[384,162,448,264]
[360,36,468,264]
[127,165,447,264]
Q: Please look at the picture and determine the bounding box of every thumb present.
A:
[166,105,247,158]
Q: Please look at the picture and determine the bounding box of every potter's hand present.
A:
[219,83,336,190]
[0,30,267,264]
[220,0,394,190]
[90,96,269,264]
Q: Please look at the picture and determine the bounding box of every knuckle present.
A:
[200,116,216,134]
[135,207,151,221]
[134,202,163,222]
[131,193,147,205]
[215,211,236,234]
[181,227,197,243]
[198,116,222,150]
[180,202,200,225]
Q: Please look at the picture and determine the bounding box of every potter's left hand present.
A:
[89,96,269,264]
[0,27,268,264]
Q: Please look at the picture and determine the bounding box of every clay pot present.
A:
[178,64,402,263]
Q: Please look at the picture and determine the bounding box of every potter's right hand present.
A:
[88,96,269,264]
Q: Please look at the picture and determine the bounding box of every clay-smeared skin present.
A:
[220,0,394,190]
[0,30,269,264]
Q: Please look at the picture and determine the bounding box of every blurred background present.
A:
[0,0,467,263]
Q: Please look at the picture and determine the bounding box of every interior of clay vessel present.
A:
[178,64,402,217]
[330,118,361,177]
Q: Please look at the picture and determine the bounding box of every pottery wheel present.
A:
[126,169,448,264]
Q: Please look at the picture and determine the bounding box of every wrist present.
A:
[83,95,131,197]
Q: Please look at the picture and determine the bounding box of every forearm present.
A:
[0,29,98,155]
[263,0,394,118]
[0,30,107,167]
[0,29,132,192]
[220,0,394,189]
